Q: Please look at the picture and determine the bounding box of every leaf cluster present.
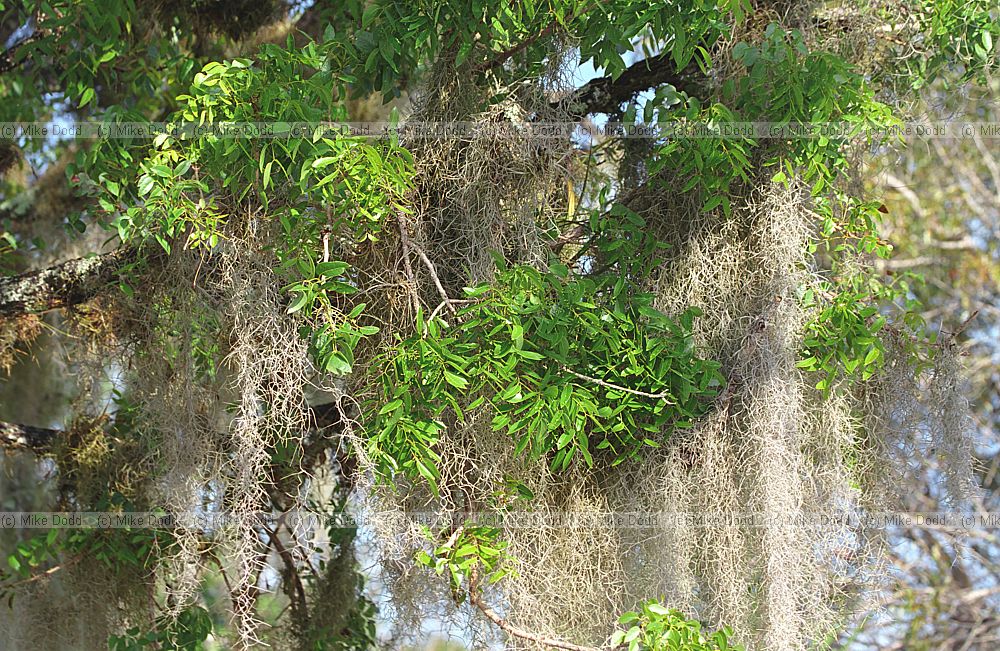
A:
[367,261,723,492]
[414,525,514,596]
[610,601,744,651]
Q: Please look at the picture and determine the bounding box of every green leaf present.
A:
[415,458,440,492]
[137,175,155,196]
[286,292,311,314]
[262,160,273,189]
[361,4,380,28]
[311,156,339,169]
[443,371,469,390]
[316,261,350,277]
[511,323,524,349]
[325,353,353,375]
[78,87,96,108]
[647,602,670,616]
[378,399,403,415]
[618,611,639,624]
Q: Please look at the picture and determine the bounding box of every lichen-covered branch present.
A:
[0,402,344,458]
[0,249,132,317]
[570,52,706,115]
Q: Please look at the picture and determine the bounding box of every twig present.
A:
[262,523,308,619]
[413,244,457,315]
[472,21,561,72]
[468,565,606,651]
[560,365,673,402]
[428,298,477,323]
[2,554,82,590]
[945,309,980,342]
[204,548,240,609]
[472,5,595,73]
[442,525,464,551]
[394,209,421,313]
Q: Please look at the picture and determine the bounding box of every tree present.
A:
[0,1,996,649]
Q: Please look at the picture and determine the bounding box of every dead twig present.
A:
[394,209,421,313]
[413,244,458,315]
[560,365,673,402]
[428,298,477,323]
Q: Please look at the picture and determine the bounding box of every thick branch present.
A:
[570,51,707,115]
[0,420,58,453]
[394,209,421,313]
[1,403,344,458]
[0,249,132,318]
[263,522,309,621]
[0,9,67,77]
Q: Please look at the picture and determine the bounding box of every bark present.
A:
[0,420,58,453]
[0,29,43,75]
[0,249,131,317]
[0,405,344,457]
[570,52,707,115]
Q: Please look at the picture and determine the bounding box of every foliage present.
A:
[323,0,747,100]
[610,601,744,651]
[367,260,723,491]
[76,40,414,379]
[109,606,214,651]
[1,496,166,607]
[910,0,999,87]
[415,525,514,595]
[0,0,996,649]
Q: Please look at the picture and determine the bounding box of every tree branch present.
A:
[262,522,309,622]
[0,9,67,77]
[0,420,59,453]
[560,365,674,402]
[474,21,562,73]
[1,404,344,458]
[0,59,703,323]
[0,248,133,318]
[569,51,707,116]
[394,209,421,313]
[469,565,607,651]
[472,5,595,73]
